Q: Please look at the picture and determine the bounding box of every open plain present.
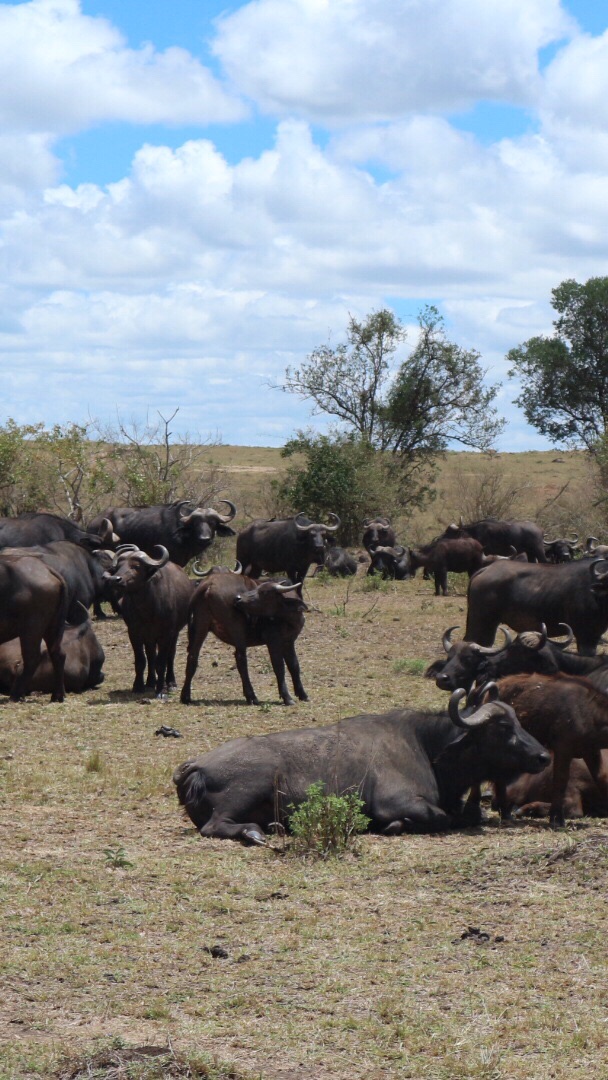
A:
[1,449,608,1079]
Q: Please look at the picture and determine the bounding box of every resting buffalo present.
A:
[367,545,411,580]
[101,545,194,696]
[173,684,549,843]
[0,620,104,694]
[236,513,340,584]
[314,542,358,577]
[88,499,237,567]
[410,538,484,595]
[440,518,546,562]
[0,552,67,701]
[181,573,308,706]
[362,517,396,554]
[465,558,608,655]
[504,754,608,820]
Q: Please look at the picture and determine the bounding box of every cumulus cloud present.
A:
[213,0,573,121]
[0,0,244,134]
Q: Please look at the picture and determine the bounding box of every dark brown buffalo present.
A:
[0,511,115,550]
[181,574,308,707]
[101,545,194,697]
[236,513,340,584]
[367,545,412,580]
[478,674,608,825]
[439,518,546,562]
[315,541,358,577]
[88,499,237,567]
[464,557,608,655]
[0,552,67,701]
[503,755,608,819]
[362,517,396,554]
[173,684,549,844]
[410,538,484,596]
[543,534,581,563]
[428,624,514,693]
[0,620,104,694]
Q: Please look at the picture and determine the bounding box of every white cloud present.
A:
[0,0,244,134]
[213,0,573,121]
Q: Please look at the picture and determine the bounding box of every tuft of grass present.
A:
[288,781,370,859]
[360,574,389,593]
[392,658,427,675]
[85,749,103,773]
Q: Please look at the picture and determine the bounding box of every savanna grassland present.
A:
[1,448,607,1080]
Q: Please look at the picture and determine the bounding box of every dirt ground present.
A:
[1,565,608,1080]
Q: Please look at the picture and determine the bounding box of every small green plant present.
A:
[85,749,103,773]
[103,845,133,869]
[288,781,370,859]
[392,658,427,675]
[361,574,389,593]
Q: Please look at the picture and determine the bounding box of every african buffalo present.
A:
[173,684,549,843]
[0,552,67,701]
[584,537,608,560]
[181,573,308,707]
[88,499,237,567]
[101,545,194,697]
[362,517,396,554]
[7,540,111,624]
[464,558,608,655]
[440,518,546,562]
[367,545,412,580]
[314,542,358,577]
[543,534,581,563]
[0,512,116,550]
[410,538,484,596]
[0,620,104,694]
[478,674,608,825]
[236,513,340,584]
[504,754,608,819]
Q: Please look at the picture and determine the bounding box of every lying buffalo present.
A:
[0,621,105,694]
[174,684,549,843]
[367,545,411,580]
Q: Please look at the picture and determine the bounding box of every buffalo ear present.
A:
[79,534,103,551]
[217,524,237,537]
[425,659,447,679]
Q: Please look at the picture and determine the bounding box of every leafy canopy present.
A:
[508,276,608,451]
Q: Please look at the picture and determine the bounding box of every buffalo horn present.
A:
[192,561,213,578]
[473,626,514,654]
[442,625,460,653]
[450,682,504,729]
[587,537,599,553]
[232,560,243,575]
[133,545,170,568]
[551,623,575,650]
[591,558,608,580]
[215,499,237,523]
[294,511,340,532]
[271,580,300,592]
[116,543,140,554]
[518,625,548,651]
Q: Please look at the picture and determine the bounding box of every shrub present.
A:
[288,781,370,858]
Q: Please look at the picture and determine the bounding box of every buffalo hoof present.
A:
[242,828,267,846]
[383,820,405,836]
[297,691,309,701]
[180,692,191,705]
[246,696,260,706]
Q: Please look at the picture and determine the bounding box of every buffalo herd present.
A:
[3,503,608,838]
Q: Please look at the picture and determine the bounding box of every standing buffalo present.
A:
[100,545,194,696]
[88,500,237,567]
[174,684,549,843]
[181,573,308,707]
[543,534,580,563]
[410,538,484,596]
[362,517,396,554]
[464,558,608,655]
[0,512,116,550]
[236,513,340,584]
[440,518,546,562]
[0,552,67,701]
[367,545,412,580]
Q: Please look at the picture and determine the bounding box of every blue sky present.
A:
[1,0,607,450]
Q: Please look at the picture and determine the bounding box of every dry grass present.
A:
[1,448,607,1079]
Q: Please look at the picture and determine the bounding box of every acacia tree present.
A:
[508,276,608,451]
[280,307,504,510]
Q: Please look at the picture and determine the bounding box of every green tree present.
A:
[508,276,608,450]
[276,432,401,545]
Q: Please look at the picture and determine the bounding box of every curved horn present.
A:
[587,537,599,552]
[459,515,465,527]
[294,512,316,532]
[214,499,237,523]
[591,558,608,580]
[442,625,460,653]
[133,545,170,569]
[450,683,503,729]
[473,626,514,655]
[232,560,243,575]
[323,513,341,532]
[551,622,575,650]
[271,580,301,592]
[115,543,140,554]
[192,560,213,578]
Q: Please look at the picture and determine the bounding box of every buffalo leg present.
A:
[44,631,66,704]
[10,632,43,702]
[165,637,179,691]
[549,750,573,826]
[128,628,147,692]
[180,615,211,704]
[283,641,308,701]
[199,812,266,845]
[375,795,452,833]
[145,643,156,688]
[266,641,294,705]
[234,647,258,705]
